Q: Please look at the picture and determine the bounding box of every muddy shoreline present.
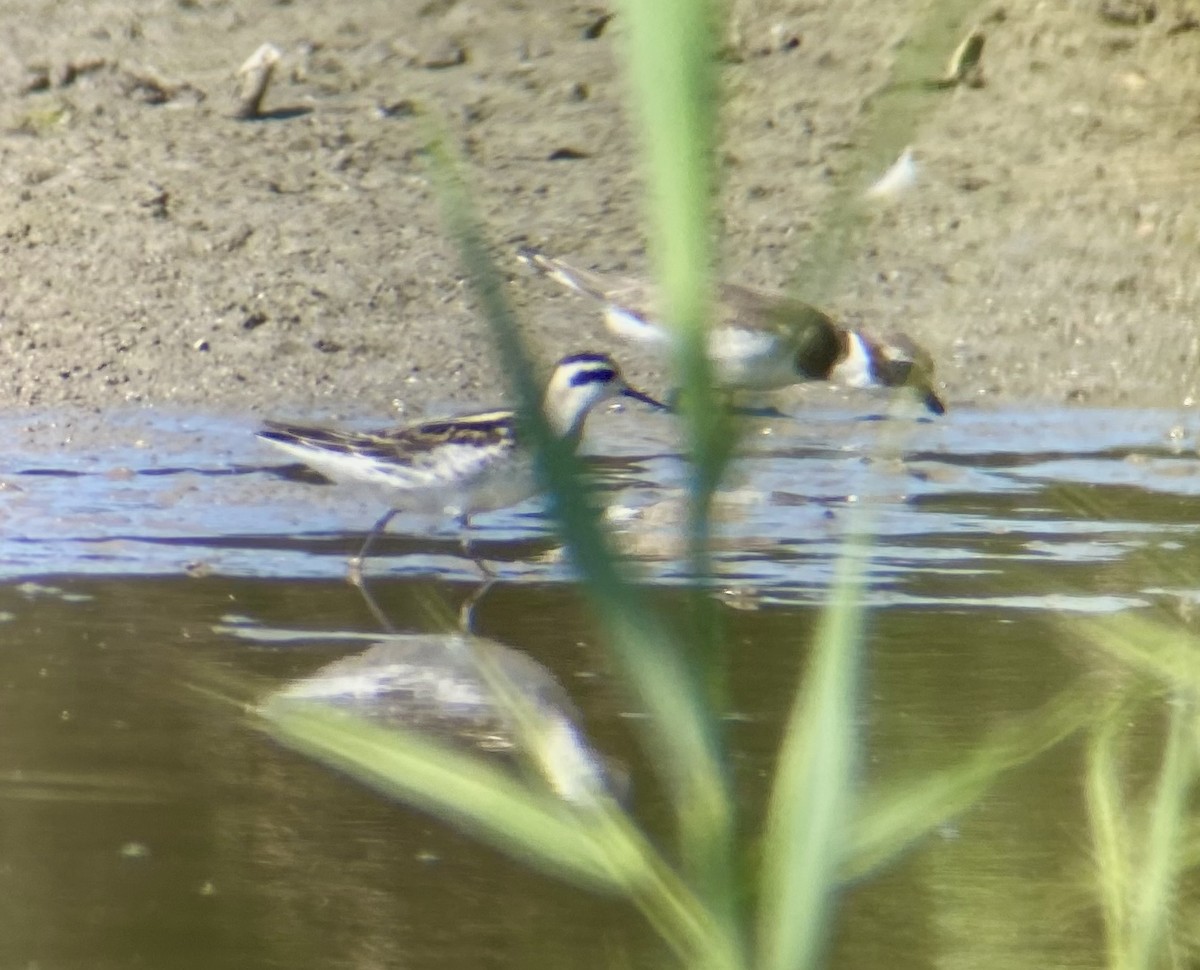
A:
[1,0,1198,424]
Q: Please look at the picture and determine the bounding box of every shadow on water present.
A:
[1,404,1199,968]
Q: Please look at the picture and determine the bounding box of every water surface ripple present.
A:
[2,406,1196,613]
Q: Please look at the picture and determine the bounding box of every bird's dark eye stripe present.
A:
[570,367,616,386]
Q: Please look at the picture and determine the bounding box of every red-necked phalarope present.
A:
[519,247,945,415]
[259,352,665,582]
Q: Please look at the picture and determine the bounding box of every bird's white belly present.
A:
[604,311,796,390]
[271,441,538,517]
[707,328,797,389]
[442,459,539,517]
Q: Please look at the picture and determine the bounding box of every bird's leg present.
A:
[356,576,398,634]
[348,508,399,588]
[458,576,497,633]
[454,514,497,632]
[458,513,496,580]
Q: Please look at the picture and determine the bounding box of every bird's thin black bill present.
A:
[621,386,668,410]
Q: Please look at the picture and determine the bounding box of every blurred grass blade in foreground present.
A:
[260,696,738,965]
[794,0,992,303]
[1070,612,1200,695]
[259,631,741,969]
[261,698,626,891]
[616,0,741,941]
[1087,700,1135,969]
[848,683,1098,881]
[617,0,731,494]
[757,524,868,970]
[1073,609,1200,970]
[427,128,738,957]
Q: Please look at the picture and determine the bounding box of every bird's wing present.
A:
[260,412,514,464]
[717,283,847,378]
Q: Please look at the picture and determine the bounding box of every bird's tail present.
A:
[517,247,611,302]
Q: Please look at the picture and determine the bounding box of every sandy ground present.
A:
[0,0,1198,421]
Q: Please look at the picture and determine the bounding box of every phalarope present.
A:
[258,352,665,582]
[519,247,946,415]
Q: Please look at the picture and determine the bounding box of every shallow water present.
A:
[1,403,1198,969]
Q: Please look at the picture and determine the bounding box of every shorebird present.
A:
[519,247,945,415]
[258,352,665,583]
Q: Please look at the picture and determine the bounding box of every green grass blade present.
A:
[793,0,991,303]
[426,132,738,952]
[757,526,869,970]
[1087,701,1134,969]
[1127,693,1194,970]
[616,0,736,569]
[614,0,730,671]
[616,0,742,937]
[745,9,1000,947]
[261,696,741,965]
[260,699,627,891]
[427,127,723,783]
[1070,613,1200,695]
[618,0,718,395]
[848,683,1098,881]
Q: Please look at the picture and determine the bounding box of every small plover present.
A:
[519,247,945,415]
